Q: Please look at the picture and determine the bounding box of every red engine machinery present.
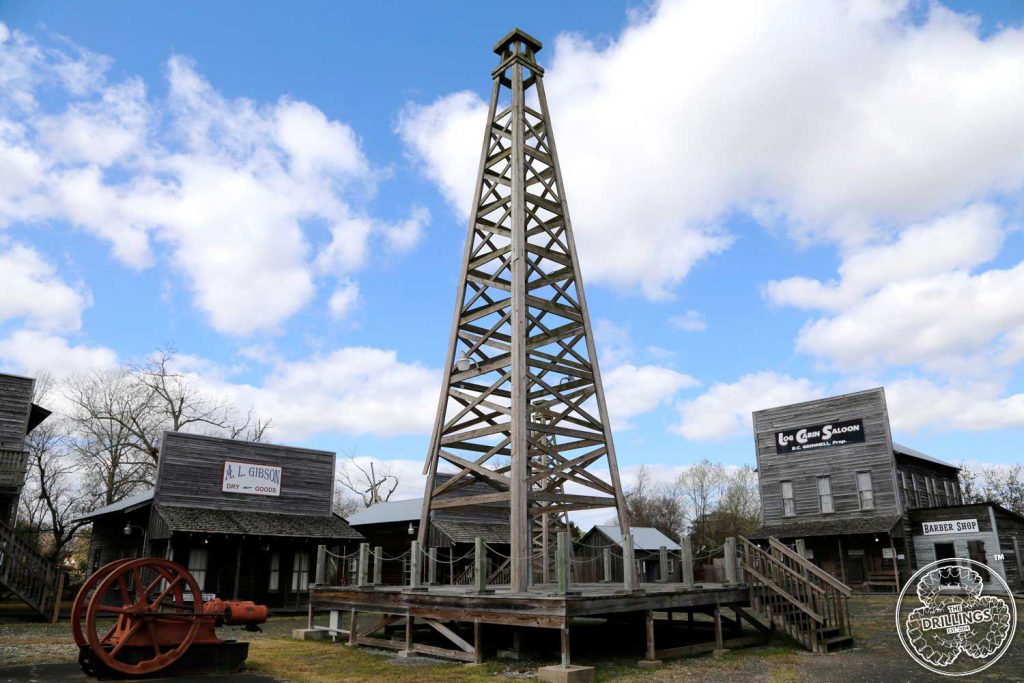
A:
[72,558,268,678]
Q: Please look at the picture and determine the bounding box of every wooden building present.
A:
[576,525,679,583]
[751,387,1023,592]
[79,431,362,608]
[0,372,61,619]
[347,476,510,586]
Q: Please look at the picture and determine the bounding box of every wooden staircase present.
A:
[738,536,853,653]
[0,518,63,621]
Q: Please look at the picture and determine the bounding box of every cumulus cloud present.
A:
[186,347,440,440]
[0,329,118,378]
[399,1,1024,300]
[328,280,361,320]
[673,371,825,441]
[0,241,90,331]
[668,310,707,332]
[603,363,698,429]
[0,25,427,336]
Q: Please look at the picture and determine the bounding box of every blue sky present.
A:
[1,1,1023,503]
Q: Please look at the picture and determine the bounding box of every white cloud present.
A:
[884,377,1024,432]
[668,309,707,332]
[188,347,439,440]
[0,28,425,336]
[0,329,117,378]
[399,1,1024,299]
[673,371,824,441]
[604,363,698,429]
[328,280,360,320]
[0,241,89,331]
[765,204,1005,311]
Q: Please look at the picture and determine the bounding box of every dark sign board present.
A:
[775,418,865,454]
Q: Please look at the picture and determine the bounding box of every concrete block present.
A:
[712,648,729,657]
[538,664,596,683]
[291,628,329,641]
[637,659,663,668]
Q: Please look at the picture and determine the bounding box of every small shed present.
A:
[576,525,681,583]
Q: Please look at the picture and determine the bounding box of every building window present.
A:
[292,551,311,592]
[857,472,874,510]
[817,476,833,513]
[925,477,934,507]
[188,548,208,591]
[781,481,795,517]
[942,479,952,506]
[91,547,102,573]
[268,552,280,592]
[900,472,909,509]
[911,473,920,507]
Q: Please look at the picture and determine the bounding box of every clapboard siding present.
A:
[153,431,335,517]
[895,455,961,510]
[753,388,900,528]
[0,373,33,451]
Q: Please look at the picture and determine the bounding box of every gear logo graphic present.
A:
[896,558,1016,676]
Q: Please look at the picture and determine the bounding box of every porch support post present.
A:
[602,547,612,583]
[680,535,695,589]
[373,546,383,585]
[623,534,637,591]
[357,543,369,587]
[658,546,669,583]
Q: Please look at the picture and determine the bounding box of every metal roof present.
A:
[592,525,681,551]
[346,497,424,526]
[74,489,154,522]
[893,443,959,470]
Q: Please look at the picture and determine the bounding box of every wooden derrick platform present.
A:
[309,582,758,664]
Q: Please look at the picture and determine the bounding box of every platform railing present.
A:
[0,518,63,621]
[738,536,852,653]
[0,449,28,488]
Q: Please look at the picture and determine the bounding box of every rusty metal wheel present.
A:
[83,558,203,675]
[71,559,133,647]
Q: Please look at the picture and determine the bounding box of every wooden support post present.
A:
[724,537,738,585]
[645,609,656,661]
[474,537,487,593]
[713,605,724,651]
[560,627,571,668]
[602,547,612,583]
[556,531,569,594]
[373,546,382,585]
[233,541,243,600]
[680,535,695,589]
[402,614,414,656]
[410,541,422,589]
[357,543,370,587]
[837,537,847,584]
[50,571,65,624]
[794,538,808,579]
[428,547,438,585]
[623,534,637,591]
[315,545,327,586]
[348,609,358,646]
[889,536,900,590]
[474,620,483,664]
[307,601,314,630]
[658,546,669,583]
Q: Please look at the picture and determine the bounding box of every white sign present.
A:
[922,519,978,536]
[222,461,282,497]
[883,547,894,559]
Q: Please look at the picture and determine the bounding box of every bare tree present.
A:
[960,462,1024,514]
[623,465,686,538]
[336,454,399,507]
[64,368,157,507]
[675,459,726,550]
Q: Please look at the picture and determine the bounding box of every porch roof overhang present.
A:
[748,513,903,540]
[154,504,364,541]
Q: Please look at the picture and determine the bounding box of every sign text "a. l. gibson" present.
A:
[775,418,865,454]
[222,461,282,497]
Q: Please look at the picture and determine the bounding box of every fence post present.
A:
[409,541,422,589]
[474,537,487,593]
[724,537,738,585]
[795,538,809,578]
[556,531,570,594]
[658,545,669,583]
[428,547,437,585]
[373,546,382,585]
[602,547,612,583]
[357,543,369,587]
[623,534,638,591]
[315,545,327,586]
[680,535,694,589]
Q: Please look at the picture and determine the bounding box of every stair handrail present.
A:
[0,519,62,619]
[767,537,852,597]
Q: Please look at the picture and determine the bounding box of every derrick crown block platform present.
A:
[308,28,854,668]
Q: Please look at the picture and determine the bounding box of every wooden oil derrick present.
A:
[418,28,634,592]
